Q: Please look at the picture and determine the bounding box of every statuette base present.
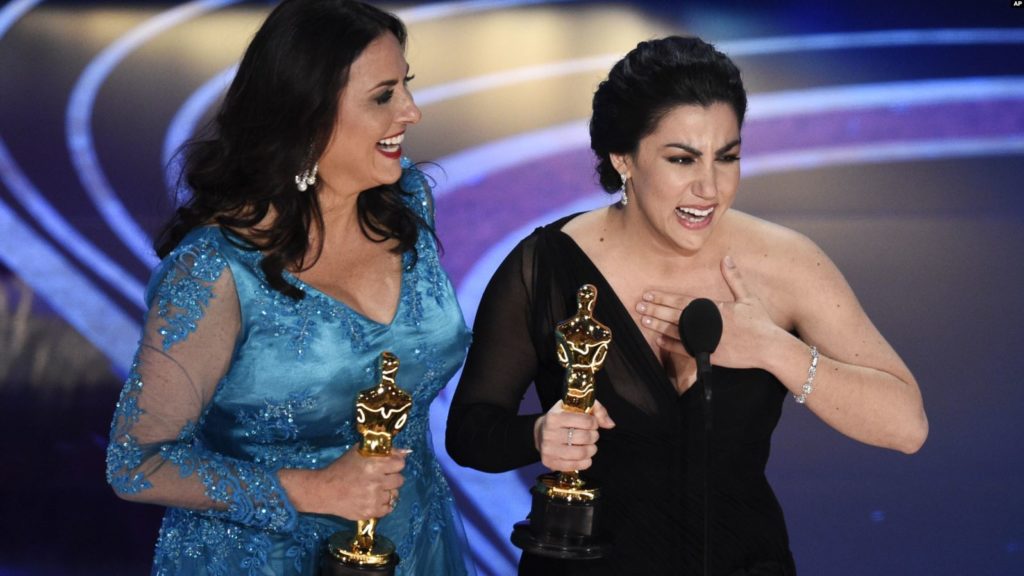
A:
[322,532,399,575]
[510,473,607,560]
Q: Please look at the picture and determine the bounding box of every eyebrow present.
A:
[664,138,742,156]
[369,79,399,91]
[368,64,411,92]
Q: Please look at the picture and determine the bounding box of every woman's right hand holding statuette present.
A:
[534,400,615,474]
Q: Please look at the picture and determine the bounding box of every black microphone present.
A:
[678,297,723,576]
[678,297,723,395]
[679,298,722,431]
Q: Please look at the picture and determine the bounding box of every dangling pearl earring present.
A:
[295,162,318,192]
[619,173,629,206]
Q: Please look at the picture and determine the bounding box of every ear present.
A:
[610,153,631,177]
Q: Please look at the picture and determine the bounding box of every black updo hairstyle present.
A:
[589,36,748,193]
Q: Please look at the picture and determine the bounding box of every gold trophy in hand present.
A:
[512,284,611,559]
[323,352,411,576]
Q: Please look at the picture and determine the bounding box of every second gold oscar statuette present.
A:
[321,352,411,576]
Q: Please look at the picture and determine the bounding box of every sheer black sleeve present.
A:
[446,234,546,473]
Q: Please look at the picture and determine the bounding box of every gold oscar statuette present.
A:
[511,283,612,559]
[322,351,411,576]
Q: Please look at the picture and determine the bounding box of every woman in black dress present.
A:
[446,36,928,575]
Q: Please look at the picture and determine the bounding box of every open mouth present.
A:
[675,205,715,224]
[377,132,404,157]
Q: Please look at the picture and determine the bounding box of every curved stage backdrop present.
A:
[0,1,1021,574]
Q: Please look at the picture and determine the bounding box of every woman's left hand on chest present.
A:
[636,255,789,370]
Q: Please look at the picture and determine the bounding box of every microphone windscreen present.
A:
[678,298,723,356]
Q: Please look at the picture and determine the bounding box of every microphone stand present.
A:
[696,353,713,576]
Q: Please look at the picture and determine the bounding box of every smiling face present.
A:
[317,32,421,197]
[612,102,741,256]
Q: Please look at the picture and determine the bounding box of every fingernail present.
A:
[642,316,652,326]
[643,292,654,301]
[724,255,736,269]
[636,302,647,313]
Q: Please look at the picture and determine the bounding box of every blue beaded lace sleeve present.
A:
[105,235,297,533]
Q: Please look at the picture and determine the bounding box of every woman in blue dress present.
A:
[104,1,473,574]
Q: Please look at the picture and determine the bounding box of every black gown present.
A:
[447,215,797,576]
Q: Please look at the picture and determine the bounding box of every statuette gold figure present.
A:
[511,284,612,559]
[323,352,411,576]
[548,284,611,498]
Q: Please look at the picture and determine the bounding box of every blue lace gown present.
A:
[106,166,474,575]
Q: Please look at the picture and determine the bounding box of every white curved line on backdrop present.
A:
[0,192,140,374]
[741,135,1024,176]
[161,0,577,193]
[66,0,242,269]
[0,0,144,307]
[400,0,576,21]
[414,28,1024,108]
[162,64,237,194]
[748,76,1024,118]
[414,53,616,106]
[0,0,140,372]
[722,27,1024,54]
[0,131,145,307]
[420,119,589,198]
[0,0,38,33]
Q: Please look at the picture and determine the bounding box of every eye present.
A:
[668,156,696,165]
[717,154,741,163]
[374,75,415,105]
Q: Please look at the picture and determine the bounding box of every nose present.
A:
[693,162,719,200]
[400,88,421,125]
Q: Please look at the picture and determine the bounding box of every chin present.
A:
[671,234,710,254]
[378,165,404,186]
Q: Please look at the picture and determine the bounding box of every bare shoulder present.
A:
[560,207,608,238]
[726,211,828,271]
[724,211,849,323]
[558,207,620,258]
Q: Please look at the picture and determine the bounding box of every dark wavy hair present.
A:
[590,36,748,193]
[157,0,425,299]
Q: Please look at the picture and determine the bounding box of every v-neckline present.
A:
[216,225,411,329]
[548,220,686,399]
[285,250,410,328]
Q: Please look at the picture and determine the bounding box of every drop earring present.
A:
[619,173,629,206]
[295,162,318,192]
